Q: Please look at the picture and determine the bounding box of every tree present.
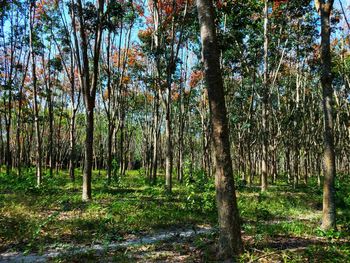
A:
[315,0,336,231]
[70,0,105,201]
[29,0,43,186]
[261,0,269,191]
[196,0,243,259]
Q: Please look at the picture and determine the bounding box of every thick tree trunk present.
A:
[196,0,243,259]
[316,0,336,230]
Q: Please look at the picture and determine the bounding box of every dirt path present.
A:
[0,226,213,262]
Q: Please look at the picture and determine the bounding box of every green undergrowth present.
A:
[0,169,215,253]
[0,168,349,262]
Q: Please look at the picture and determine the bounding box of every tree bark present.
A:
[315,0,336,230]
[83,102,94,200]
[71,0,104,201]
[261,0,269,192]
[152,90,160,184]
[165,84,173,192]
[29,2,42,186]
[69,108,77,182]
[196,0,243,259]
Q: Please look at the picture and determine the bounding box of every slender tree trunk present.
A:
[107,124,114,183]
[68,53,78,182]
[16,55,29,177]
[293,148,299,189]
[83,102,94,200]
[119,112,125,176]
[196,0,243,258]
[315,0,336,230]
[165,84,173,192]
[16,92,22,177]
[55,105,63,175]
[286,148,291,184]
[5,95,12,175]
[177,89,184,183]
[261,0,269,192]
[69,109,76,182]
[48,85,54,177]
[0,114,4,169]
[317,154,322,187]
[29,3,42,186]
[71,0,104,201]
[303,152,308,184]
[152,90,160,184]
[105,31,113,184]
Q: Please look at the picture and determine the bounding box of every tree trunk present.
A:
[177,88,185,183]
[48,84,54,177]
[315,0,336,230]
[261,0,269,192]
[165,84,173,193]
[196,0,243,259]
[29,3,42,186]
[71,0,104,201]
[69,109,76,182]
[107,124,114,183]
[5,96,12,176]
[0,114,4,170]
[119,112,125,176]
[16,91,22,177]
[152,90,160,184]
[83,103,94,201]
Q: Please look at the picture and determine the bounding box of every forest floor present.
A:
[0,168,350,262]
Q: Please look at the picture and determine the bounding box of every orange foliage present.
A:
[172,91,180,101]
[138,27,153,40]
[122,75,130,84]
[35,0,58,19]
[103,89,110,100]
[111,47,144,74]
[189,70,203,88]
[145,93,154,103]
[127,48,142,67]
[312,44,320,63]
[145,0,194,29]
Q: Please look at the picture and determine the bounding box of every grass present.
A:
[0,168,349,262]
[0,169,214,253]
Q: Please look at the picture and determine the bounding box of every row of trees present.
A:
[1,0,349,259]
